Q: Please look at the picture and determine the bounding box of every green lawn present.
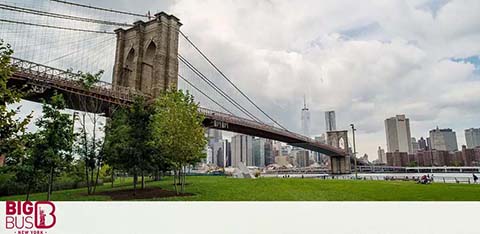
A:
[1,176,480,201]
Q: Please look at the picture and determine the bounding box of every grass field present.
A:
[1,176,480,201]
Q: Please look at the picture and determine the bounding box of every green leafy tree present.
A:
[13,133,47,200]
[103,97,154,195]
[35,93,74,200]
[0,39,32,163]
[151,89,206,194]
[103,109,130,188]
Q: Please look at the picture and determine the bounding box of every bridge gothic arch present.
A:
[327,130,351,174]
[123,48,135,87]
[112,12,182,98]
[141,41,157,93]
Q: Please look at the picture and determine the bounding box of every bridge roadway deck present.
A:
[7,57,346,157]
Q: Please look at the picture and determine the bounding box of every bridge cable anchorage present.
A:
[178,54,264,123]
[178,30,289,131]
[50,0,150,19]
[0,4,133,27]
[178,73,234,115]
[0,19,115,34]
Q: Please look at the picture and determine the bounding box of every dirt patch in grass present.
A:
[97,188,193,200]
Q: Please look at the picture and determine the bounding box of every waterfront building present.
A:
[377,146,386,164]
[386,151,408,167]
[264,139,274,166]
[411,137,420,152]
[296,150,310,168]
[418,137,428,150]
[384,115,412,153]
[465,128,480,148]
[429,127,458,152]
[231,134,253,167]
[252,138,266,167]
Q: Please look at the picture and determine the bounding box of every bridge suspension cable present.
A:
[50,0,150,18]
[178,74,234,115]
[0,4,132,27]
[178,30,289,130]
[0,19,115,34]
[179,54,263,123]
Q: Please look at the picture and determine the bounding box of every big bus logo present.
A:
[5,201,56,231]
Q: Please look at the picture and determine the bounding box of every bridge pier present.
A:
[330,156,351,174]
[326,130,351,174]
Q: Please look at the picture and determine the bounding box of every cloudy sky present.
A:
[4,0,480,159]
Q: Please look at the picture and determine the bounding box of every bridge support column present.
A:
[326,130,351,174]
[112,12,182,97]
[330,156,351,174]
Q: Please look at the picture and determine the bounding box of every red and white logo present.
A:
[5,201,56,233]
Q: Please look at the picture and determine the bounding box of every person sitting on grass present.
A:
[417,175,431,184]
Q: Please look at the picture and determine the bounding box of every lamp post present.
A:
[350,124,357,179]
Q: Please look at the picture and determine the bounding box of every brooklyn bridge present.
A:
[2,1,350,173]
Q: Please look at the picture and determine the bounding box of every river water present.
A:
[262,172,480,184]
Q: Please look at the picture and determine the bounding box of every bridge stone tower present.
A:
[327,130,351,174]
[112,12,182,97]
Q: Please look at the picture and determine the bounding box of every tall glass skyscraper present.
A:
[325,111,336,132]
[301,97,310,137]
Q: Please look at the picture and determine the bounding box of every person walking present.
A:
[473,173,478,184]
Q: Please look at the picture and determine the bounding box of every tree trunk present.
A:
[25,183,31,201]
[47,166,54,201]
[85,164,90,195]
[133,168,138,196]
[90,165,94,194]
[141,170,145,190]
[82,113,90,195]
[25,166,37,201]
[173,169,178,194]
[154,168,160,181]
[111,167,114,188]
[181,166,186,193]
[93,162,101,194]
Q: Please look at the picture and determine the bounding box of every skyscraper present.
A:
[377,146,386,163]
[418,137,427,150]
[384,115,412,153]
[296,150,310,167]
[429,127,458,152]
[301,96,310,137]
[325,111,336,132]
[231,134,253,167]
[264,139,274,166]
[252,138,266,167]
[465,128,480,148]
[411,137,420,152]
[212,139,231,168]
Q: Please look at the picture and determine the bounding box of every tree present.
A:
[103,109,130,188]
[151,89,206,194]
[35,93,74,200]
[71,69,106,195]
[103,97,154,195]
[78,70,104,89]
[75,112,104,195]
[0,39,32,163]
